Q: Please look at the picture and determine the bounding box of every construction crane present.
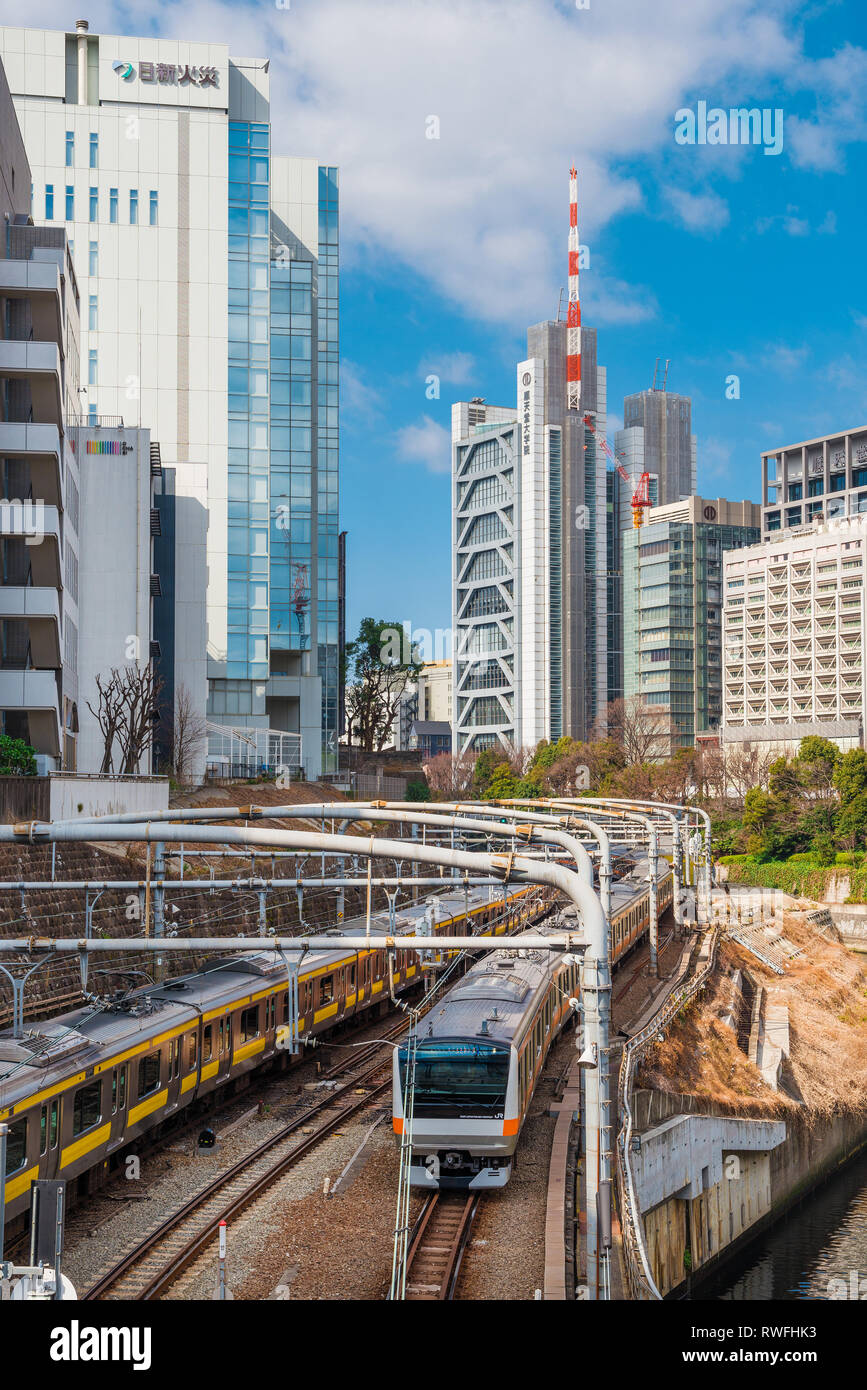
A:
[582,412,651,529]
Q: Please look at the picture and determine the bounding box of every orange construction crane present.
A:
[631,472,651,527]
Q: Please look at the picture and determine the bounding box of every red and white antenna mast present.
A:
[566,165,581,412]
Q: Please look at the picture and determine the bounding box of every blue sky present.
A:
[10,0,867,642]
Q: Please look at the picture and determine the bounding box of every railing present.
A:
[615,924,721,1300]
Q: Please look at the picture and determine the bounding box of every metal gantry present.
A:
[0,794,705,1302]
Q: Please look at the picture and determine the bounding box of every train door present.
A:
[38,1097,61,1178]
[166,1034,182,1114]
[107,1065,128,1151]
[217,1013,233,1083]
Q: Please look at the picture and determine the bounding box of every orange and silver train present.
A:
[393,856,673,1189]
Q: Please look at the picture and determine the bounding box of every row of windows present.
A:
[47,184,158,225]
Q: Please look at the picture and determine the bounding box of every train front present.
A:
[392,1035,517,1189]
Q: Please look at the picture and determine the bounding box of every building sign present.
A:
[703,504,717,520]
[113,59,219,88]
[85,440,133,455]
[522,384,531,455]
[807,451,824,476]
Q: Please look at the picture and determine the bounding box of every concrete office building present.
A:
[395,659,452,751]
[452,322,607,754]
[623,496,760,755]
[0,54,81,769]
[760,425,867,539]
[722,515,867,758]
[0,20,340,778]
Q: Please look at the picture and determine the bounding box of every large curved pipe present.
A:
[1,816,611,1299]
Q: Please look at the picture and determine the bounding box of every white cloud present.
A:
[762,343,809,375]
[395,415,451,474]
[418,352,476,387]
[341,359,384,424]
[665,187,730,233]
[10,0,864,327]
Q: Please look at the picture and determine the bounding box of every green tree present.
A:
[471,748,498,797]
[405,777,431,802]
[833,748,867,806]
[343,618,422,753]
[0,734,37,776]
[482,762,518,801]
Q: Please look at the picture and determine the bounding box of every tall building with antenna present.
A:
[451,169,608,753]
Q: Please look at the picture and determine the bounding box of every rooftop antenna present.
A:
[566,166,581,412]
[556,286,564,323]
[662,359,670,392]
[652,357,660,391]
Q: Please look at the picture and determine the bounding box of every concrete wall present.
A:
[631,1088,867,1297]
[48,774,168,820]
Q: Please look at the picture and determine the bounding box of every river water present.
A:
[693,1149,867,1300]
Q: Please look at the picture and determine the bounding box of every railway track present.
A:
[83,1041,398,1301]
[403,1192,481,1300]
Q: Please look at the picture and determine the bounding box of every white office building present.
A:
[722,515,867,758]
[0,20,341,779]
[452,321,607,754]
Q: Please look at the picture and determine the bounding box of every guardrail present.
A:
[615,924,721,1300]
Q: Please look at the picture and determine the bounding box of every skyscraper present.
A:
[0,20,340,777]
[451,321,607,753]
[611,380,697,704]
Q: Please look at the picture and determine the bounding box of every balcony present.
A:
[0,588,60,667]
[0,259,65,342]
[0,669,60,755]
[0,422,64,507]
[0,341,63,425]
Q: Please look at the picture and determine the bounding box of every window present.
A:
[65,185,74,220]
[118,1068,126,1111]
[72,1080,102,1137]
[40,1106,49,1155]
[138,1053,161,1098]
[89,294,97,330]
[88,241,98,275]
[320,974,334,1005]
[240,1005,259,1042]
[89,132,98,168]
[87,403,97,424]
[65,131,74,166]
[203,1024,213,1060]
[88,348,97,386]
[129,188,138,225]
[188,1032,198,1068]
[4,1117,27,1174]
[149,190,158,226]
[45,184,54,219]
[109,187,118,223]
[89,186,98,221]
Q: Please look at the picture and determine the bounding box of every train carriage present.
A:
[1,881,544,1231]
[393,855,674,1189]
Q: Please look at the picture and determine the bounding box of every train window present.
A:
[282,991,289,1023]
[137,1054,161,1099]
[111,1071,118,1116]
[203,1025,213,1061]
[188,1032,198,1068]
[72,1081,102,1138]
[40,1105,48,1155]
[219,1021,225,1055]
[226,1017,233,1053]
[240,1006,259,1042]
[347,963,356,991]
[172,1039,181,1080]
[4,1117,26,1174]
[269,996,276,1028]
[118,1072,126,1113]
[320,974,334,1005]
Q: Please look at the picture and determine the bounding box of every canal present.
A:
[693,1148,867,1300]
